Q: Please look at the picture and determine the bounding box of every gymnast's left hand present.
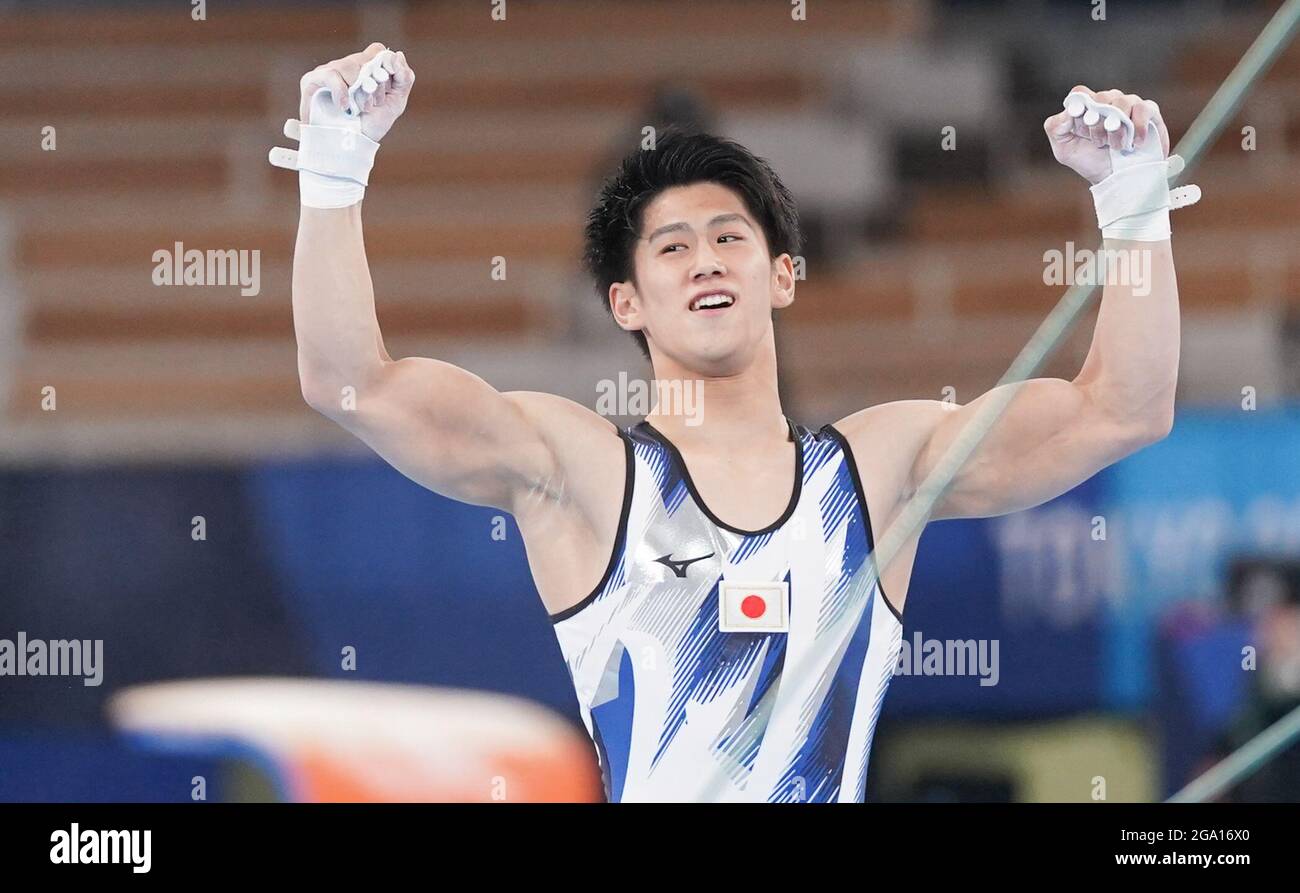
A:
[1043,85,1170,184]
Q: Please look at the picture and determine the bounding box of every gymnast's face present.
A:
[610,182,795,375]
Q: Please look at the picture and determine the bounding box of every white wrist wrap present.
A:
[294,122,380,209]
[1090,160,1175,241]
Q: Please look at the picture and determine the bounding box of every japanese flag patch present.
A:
[718,580,790,633]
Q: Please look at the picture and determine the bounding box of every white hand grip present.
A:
[341,49,397,119]
[1064,91,1138,154]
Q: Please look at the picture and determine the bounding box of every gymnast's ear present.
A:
[771,254,795,310]
[609,280,642,331]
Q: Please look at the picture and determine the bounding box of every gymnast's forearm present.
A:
[292,203,389,407]
[1045,90,1195,435]
[1074,238,1179,431]
[273,45,415,410]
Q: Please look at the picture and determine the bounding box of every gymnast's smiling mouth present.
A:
[688,289,736,312]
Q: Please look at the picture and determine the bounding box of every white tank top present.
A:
[550,417,904,802]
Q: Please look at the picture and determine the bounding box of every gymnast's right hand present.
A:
[298,42,415,143]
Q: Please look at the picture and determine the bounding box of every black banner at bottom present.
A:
[1,802,1285,878]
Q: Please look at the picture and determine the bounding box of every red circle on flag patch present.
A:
[741,594,767,618]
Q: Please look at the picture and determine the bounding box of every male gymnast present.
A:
[274,43,1188,802]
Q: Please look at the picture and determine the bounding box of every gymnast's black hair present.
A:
[582,127,803,360]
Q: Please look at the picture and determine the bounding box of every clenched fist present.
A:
[298,42,416,143]
[1044,85,1169,185]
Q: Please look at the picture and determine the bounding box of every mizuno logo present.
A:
[654,552,715,578]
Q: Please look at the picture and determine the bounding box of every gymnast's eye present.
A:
[662,234,739,254]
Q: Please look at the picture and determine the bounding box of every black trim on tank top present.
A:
[638,416,803,537]
[822,423,905,625]
[549,428,635,624]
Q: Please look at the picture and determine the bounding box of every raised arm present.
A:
[839,87,1187,523]
[285,45,609,513]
